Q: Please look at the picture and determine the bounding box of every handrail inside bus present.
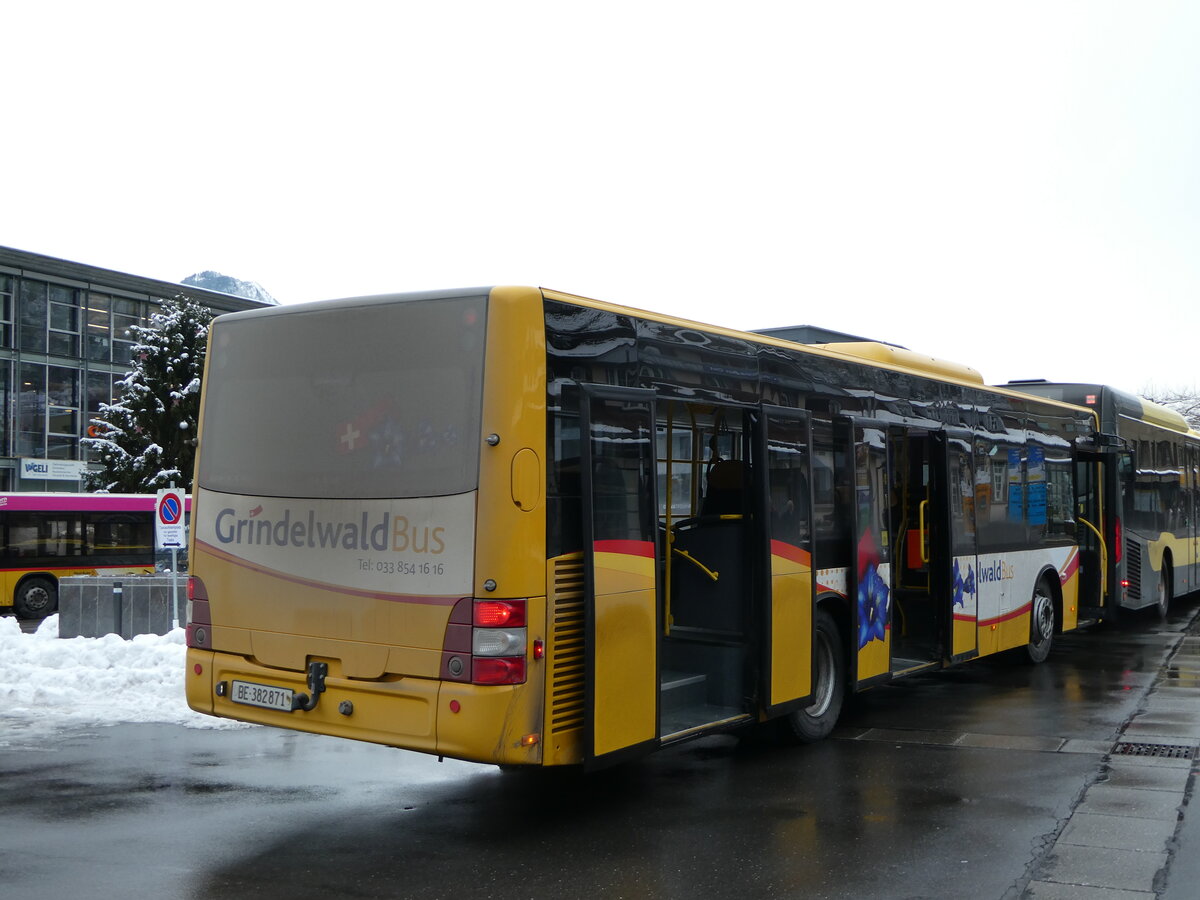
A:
[1076,516,1108,597]
[671,548,720,583]
[664,414,674,636]
[919,499,930,564]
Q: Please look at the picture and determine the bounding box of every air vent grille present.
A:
[548,554,585,736]
[1125,540,1142,600]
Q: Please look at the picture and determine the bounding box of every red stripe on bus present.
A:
[770,540,812,567]
[1059,549,1080,582]
[593,539,656,558]
[978,602,1033,628]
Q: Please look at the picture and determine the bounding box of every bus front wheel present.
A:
[14,577,57,620]
[1025,581,1055,664]
[779,609,845,743]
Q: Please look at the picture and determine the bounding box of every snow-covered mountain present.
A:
[181,270,278,305]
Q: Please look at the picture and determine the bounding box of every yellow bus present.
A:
[0,492,180,619]
[1007,381,1200,619]
[185,287,1106,768]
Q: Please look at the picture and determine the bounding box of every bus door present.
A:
[888,427,969,671]
[846,421,894,687]
[1183,441,1199,598]
[755,406,817,713]
[944,432,978,662]
[580,385,660,768]
[1074,445,1112,618]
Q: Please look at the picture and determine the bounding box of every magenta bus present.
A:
[0,493,190,619]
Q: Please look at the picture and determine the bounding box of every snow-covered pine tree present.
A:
[84,295,214,493]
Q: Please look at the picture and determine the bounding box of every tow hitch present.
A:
[291,661,328,711]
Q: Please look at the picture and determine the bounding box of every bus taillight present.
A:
[473,656,527,685]
[470,598,527,685]
[188,575,209,601]
[439,598,530,685]
[473,600,526,628]
[186,576,212,649]
[472,626,526,657]
[1114,518,1123,563]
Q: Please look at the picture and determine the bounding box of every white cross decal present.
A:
[340,422,361,451]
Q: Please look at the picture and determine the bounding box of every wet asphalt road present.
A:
[2,598,1197,900]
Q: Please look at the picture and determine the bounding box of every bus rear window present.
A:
[198,294,487,500]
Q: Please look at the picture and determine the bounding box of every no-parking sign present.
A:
[155,488,186,549]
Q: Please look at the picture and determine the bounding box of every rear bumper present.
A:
[187,648,440,752]
[186,649,546,766]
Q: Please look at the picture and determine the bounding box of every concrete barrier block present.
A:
[57,576,185,639]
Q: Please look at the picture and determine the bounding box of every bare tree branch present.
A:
[1141,387,1200,431]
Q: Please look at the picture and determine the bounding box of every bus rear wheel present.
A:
[779,609,845,743]
[1154,567,1172,620]
[14,576,57,620]
[1025,581,1055,664]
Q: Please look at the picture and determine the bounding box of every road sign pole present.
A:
[158,483,186,630]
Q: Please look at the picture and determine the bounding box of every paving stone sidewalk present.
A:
[1025,614,1200,899]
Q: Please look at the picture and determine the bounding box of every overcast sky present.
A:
[5,2,1199,395]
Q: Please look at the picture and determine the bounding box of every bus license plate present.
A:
[231,680,294,712]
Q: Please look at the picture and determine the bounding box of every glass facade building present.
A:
[0,246,271,491]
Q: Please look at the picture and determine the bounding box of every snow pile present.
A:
[0,615,248,745]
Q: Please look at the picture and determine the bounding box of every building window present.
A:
[17,363,82,460]
[113,298,144,365]
[19,280,48,353]
[85,370,119,456]
[85,292,112,361]
[48,285,80,357]
[47,366,80,460]
[83,292,146,364]
[0,361,10,456]
[18,362,46,457]
[0,274,12,347]
[990,459,1007,503]
[16,280,84,358]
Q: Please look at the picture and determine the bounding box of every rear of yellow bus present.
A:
[185,286,555,767]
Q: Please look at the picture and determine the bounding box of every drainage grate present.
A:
[1112,741,1197,760]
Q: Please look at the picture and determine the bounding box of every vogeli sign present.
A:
[21,458,88,481]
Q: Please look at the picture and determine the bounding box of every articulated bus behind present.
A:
[1008,381,1200,618]
[186,287,1105,769]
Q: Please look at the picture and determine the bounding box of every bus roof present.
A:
[211,285,1091,417]
[540,287,1087,410]
[813,341,983,385]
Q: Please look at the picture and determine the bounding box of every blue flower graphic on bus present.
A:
[857,564,890,649]
[952,559,976,609]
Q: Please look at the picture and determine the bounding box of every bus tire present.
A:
[1154,565,1172,620]
[14,576,57,620]
[779,609,845,743]
[1025,579,1055,664]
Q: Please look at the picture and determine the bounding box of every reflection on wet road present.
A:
[2,597,1196,900]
